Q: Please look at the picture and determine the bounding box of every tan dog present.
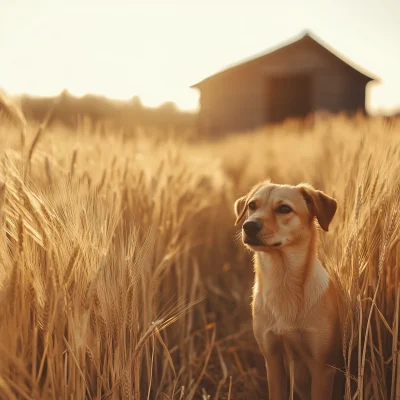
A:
[234,181,343,400]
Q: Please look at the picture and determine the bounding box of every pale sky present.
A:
[1,0,399,113]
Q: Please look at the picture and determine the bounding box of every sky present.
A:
[1,0,399,114]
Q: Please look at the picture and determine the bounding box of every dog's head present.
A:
[234,181,337,252]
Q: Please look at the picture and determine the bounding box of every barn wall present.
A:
[314,71,348,113]
[343,78,367,112]
[198,72,265,136]
[314,72,367,113]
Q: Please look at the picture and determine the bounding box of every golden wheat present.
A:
[0,107,399,399]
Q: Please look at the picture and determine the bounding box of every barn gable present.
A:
[191,31,377,89]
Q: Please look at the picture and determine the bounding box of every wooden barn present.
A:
[191,31,378,135]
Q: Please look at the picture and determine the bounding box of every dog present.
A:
[234,181,343,399]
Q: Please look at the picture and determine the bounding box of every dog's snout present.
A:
[243,220,262,236]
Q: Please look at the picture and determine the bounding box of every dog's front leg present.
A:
[265,354,289,399]
[260,332,289,399]
[311,366,335,400]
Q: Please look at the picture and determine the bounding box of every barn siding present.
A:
[314,72,367,114]
[314,71,348,113]
[199,72,265,135]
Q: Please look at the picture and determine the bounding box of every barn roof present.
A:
[190,31,379,89]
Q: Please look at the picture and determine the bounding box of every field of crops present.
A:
[0,102,399,399]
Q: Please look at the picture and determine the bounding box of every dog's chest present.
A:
[252,254,330,334]
[252,273,312,333]
[253,289,305,334]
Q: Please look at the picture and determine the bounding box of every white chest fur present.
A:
[252,251,330,335]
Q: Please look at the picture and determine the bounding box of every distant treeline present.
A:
[18,91,198,133]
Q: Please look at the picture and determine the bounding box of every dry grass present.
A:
[0,103,399,399]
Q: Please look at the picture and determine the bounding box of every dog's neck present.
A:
[253,228,329,317]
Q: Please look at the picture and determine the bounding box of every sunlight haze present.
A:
[1,0,399,113]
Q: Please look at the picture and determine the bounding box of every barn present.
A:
[191,31,378,136]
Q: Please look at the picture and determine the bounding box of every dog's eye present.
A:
[248,201,257,211]
[276,204,292,214]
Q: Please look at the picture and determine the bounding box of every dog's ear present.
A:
[234,180,270,226]
[234,195,247,226]
[298,184,337,232]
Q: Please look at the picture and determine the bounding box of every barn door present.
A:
[266,74,312,123]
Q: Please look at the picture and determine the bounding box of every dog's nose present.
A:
[243,220,262,236]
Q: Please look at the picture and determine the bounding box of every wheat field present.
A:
[0,97,399,399]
